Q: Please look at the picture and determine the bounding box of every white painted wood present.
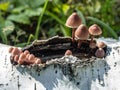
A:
[0,38,120,90]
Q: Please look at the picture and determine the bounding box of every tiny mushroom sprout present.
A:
[65,12,82,42]
[65,50,72,55]
[89,41,96,49]
[10,47,22,56]
[9,47,14,53]
[97,41,106,48]
[18,53,26,64]
[75,24,89,48]
[95,41,106,58]
[95,48,105,58]
[34,58,41,64]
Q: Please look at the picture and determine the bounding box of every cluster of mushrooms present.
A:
[9,47,41,65]
[64,12,106,58]
[9,12,107,65]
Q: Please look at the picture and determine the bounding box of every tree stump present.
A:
[0,38,120,90]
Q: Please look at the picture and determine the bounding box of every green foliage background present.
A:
[0,0,120,47]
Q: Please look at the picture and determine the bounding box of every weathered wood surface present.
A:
[21,36,100,62]
[0,38,120,90]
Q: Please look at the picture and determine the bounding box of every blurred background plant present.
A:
[0,0,120,47]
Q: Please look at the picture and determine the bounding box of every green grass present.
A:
[35,0,49,39]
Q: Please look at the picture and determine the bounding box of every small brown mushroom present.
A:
[11,47,22,56]
[88,24,102,43]
[65,50,72,55]
[9,47,14,53]
[14,55,19,62]
[95,48,105,58]
[18,53,26,64]
[89,42,96,49]
[34,58,41,64]
[65,12,82,42]
[26,54,30,60]
[75,24,89,48]
[28,54,35,61]
[19,53,26,61]
[24,50,30,55]
[97,41,106,48]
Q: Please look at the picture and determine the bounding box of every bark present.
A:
[0,38,120,90]
[21,36,105,63]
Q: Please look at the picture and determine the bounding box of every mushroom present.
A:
[75,24,89,48]
[11,47,22,56]
[14,55,19,62]
[34,58,41,64]
[95,48,105,58]
[28,54,35,61]
[23,50,30,55]
[9,47,41,65]
[18,53,26,64]
[89,42,96,49]
[88,24,102,43]
[65,12,82,42]
[97,41,106,48]
[9,47,14,53]
[65,50,72,55]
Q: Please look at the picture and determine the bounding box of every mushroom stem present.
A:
[72,28,76,43]
[90,35,94,43]
[77,40,82,48]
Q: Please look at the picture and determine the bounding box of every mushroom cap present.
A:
[95,48,105,58]
[88,24,102,36]
[9,47,14,53]
[24,50,30,55]
[12,47,22,56]
[19,53,26,60]
[65,12,81,28]
[97,41,106,48]
[65,50,72,55]
[75,24,89,40]
[28,54,35,61]
[35,58,41,64]
[14,55,19,62]
[89,42,96,49]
